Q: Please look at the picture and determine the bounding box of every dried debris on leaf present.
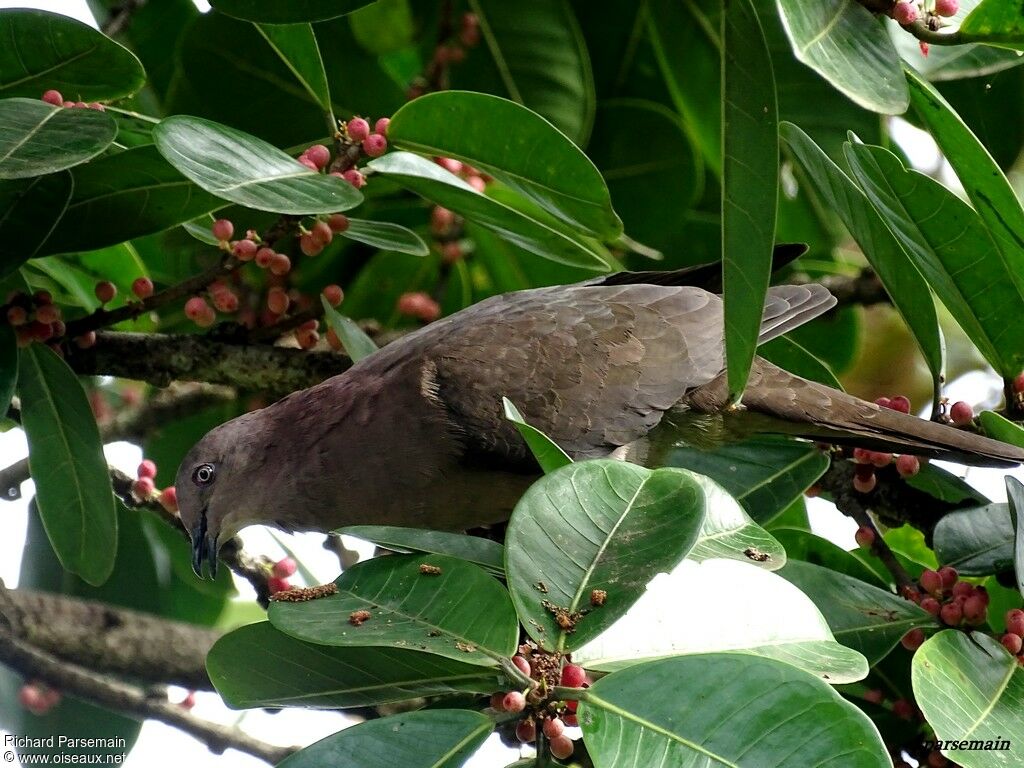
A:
[269,583,339,602]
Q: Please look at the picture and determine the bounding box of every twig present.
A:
[791,268,890,309]
[99,0,145,37]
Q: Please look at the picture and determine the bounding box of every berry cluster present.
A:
[130,458,179,514]
[850,395,921,492]
[18,681,61,716]
[6,290,68,350]
[408,13,480,99]
[892,0,958,26]
[41,89,104,111]
[900,566,990,651]
[267,557,297,595]
[295,118,390,190]
[999,609,1024,659]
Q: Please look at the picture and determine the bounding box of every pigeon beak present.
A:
[190,511,218,579]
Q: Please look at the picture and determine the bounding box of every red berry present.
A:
[900,628,925,651]
[362,134,387,158]
[435,157,463,174]
[273,557,297,578]
[267,288,290,315]
[466,175,486,192]
[232,239,258,260]
[6,306,27,326]
[515,719,536,743]
[179,691,196,710]
[28,320,52,341]
[549,735,574,760]
[185,296,210,320]
[299,234,324,257]
[267,576,290,594]
[862,689,885,704]
[133,476,155,498]
[347,117,370,141]
[543,717,565,738]
[211,219,234,241]
[874,396,892,409]
[853,473,876,494]
[269,253,291,276]
[511,655,532,677]
[460,13,480,46]
[939,602,962,626]
[949,401,973,425]
[322,285,344,307]
[396,292,441,322]
[304,144,330,170]
[938,566,958,590]
[327,213,350,233]
[430,206,455,234]
[87,102,104,111]
[1015,372,1024,394]
[892,698,915,720]
[1006,608,1024,637]
[441,241,463,264]
[212,290,238,314]
[963,594,987,623]
[94,281,116,304]
[502,691,526,713]
[935,0,958,16]
[562,714,578,727]
[41,89,63,106]
[311,220,334,246]
[893,2,919,24]
[74,101,87,109]
[920,596,941,616]
[341,169,366,188]
[254,247,274,268]
[869,451,893,468]
[889,395,912,414]
[35,304,60,324]
[1001,633,1023,655]
[137,459,157,479]
[298,156,320,172]
[896,454,920,478]
[854,526,875,549]
[560,664,587,688]
[159,486,178,513]
[951,581,973,599]
[374,117,391,136]
[131,277,154,300]
[852,448,871,464]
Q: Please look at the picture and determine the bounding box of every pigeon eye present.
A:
[193,463,216,485]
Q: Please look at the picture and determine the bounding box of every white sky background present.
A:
[1,2,1022,766]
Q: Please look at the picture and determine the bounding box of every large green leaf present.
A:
[772,527,889,587]
[776,0,908,114]
[505,460,705,651]
[759,334,844,388]
[16,345,117,586]
[845,140,1024,377]
[209,0,374,23]
[269,554,518,665]
[961,0,1024,47]
[38,145,225,256]
[152,115,362,214]
[913,631,1024,767]
[779,559,934,665]
[979,410,1024,448]
[388,91,620,238]
[0,172,73,276]
[0,98,116,180]
[687,475,786,569]
[502,397,572,474]
[454,0,594,144]
[368,151,607,269]
[0,9,145,100]
[277,711,493,768]
[341,218,428,256]
[337,526,504,576]
[579,654,889,767]
[208,622,500,709]
[722,0,778,399]
[320,297,379,362]
[256,23,332,112]
[349,0,415,54]
[933,502,1015,575]
[666,436,829,525]
[575,558,867,682]
[782,122,945,395]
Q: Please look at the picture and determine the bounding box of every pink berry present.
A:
[327,213,350,233]
[935,0,958,16]
[74,332,96,349]
[502,691,526,713]
[549,735,574,760]
[431,206,455,234]
[159,486,178,513]
[460,13,480,46]
[322,284,344,307]
[87,102,104,111]
[869,451,893,468]
[1006,609,1024,637]
[299,234,324,257]
[62,100,74,108]
[304,144,330,169]
[563,714,578,727]
[341,169,366,188]
[511,655,532,677]
[952,581,973,599]
[441,241,462,264]
[94,281,116,304]
[874,396,892,409]
[74,101,87,108]
[138,459,157,479]
[854,526,875,549]
[1015,373,1024,394]
[560,664,587,688]
[270,253,292,276]
[131,277,154,300]
[889,395,912,414]
[311,220,334,246]
[267,288,290,315]
[267,576,290,594]
[211,219,234,241]
[347,117,371,141]
[295,328,319,349]
[900,628,925,651]
[466,175,486,192]
[374,117,391,136]
[41,89,63,106]
[949,401,973,425]
[938,566,959,589]
[920,596,941,616]
[940,602,962,626]
[1002,633,1023,655]
[920,569,943,596]
[180,691,196,710]
[963,594,987,623]
[212,290,238,314]
[133,476,156,498]
[515,719,536,744]
[852,473,876,494]
[396,292,441,322]
[435,157,463,174]
[233,239,258,260]
[254,247,275,268]
[543,717,565,739]
[892,698,915,720]
[6,306,27,326]
[893,1,919,24]
[35,304,60,324]
[896,454,920,478]
[185,296,209,320]
[362,134,387,158]
[273,557,297,578]
[298,156,320,172]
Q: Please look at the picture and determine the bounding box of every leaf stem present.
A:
[102,104,160,124]
[899,19,964,46]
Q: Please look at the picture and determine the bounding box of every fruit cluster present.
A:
[891,0,958,26]
[41,89,104,110]
[130,458,178,514]
[267,557,297,595]
[900,566,991,652]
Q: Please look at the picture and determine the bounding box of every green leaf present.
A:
[501,397,572,474]
[666,436,829,525]
[455,0,594,144]
[776,0,909,114]
[906,69,1024,312]
[687,475,786,569]
[277,710,493,768]
[722,0,778,399]
[320,297,378,362]
[0,325,15,415]
[38,145,225,257]
[152,115,362,214]
[367,151,607,270]
[388,91,620,238]
[256,23,332,112]
[845,140,1024,377]
[906,461,990,504]
[209,0,374,23]
[579,654,889,767]
[505,460,705,651]
[912,631,1024,767]
[782,122,945,395]
[759,334,843,388]
[341,218,429,256]
[0,172,73,276]
[349,0,415,54]
[779,559,934,665]
[934,502,1015,576]
[0,98,117,180]
[980,410,1024,448]
[208,622,499,709]
[337,526,504,576]
[269,554,518,665]
[1006,477,1024,600]
[961,0,1024,47]
[16,345,117,585]
[575,558,867,682]
[772,528,889,587]
[0,9,145,100]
